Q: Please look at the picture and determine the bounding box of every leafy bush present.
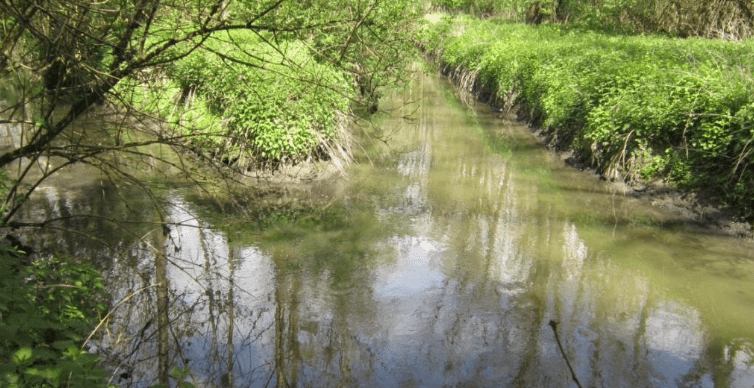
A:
[0,245,110,387]
[421,15,754,215]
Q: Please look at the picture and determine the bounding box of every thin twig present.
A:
[82,285,157,349]
[549,320,584,388]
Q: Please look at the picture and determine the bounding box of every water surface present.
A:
[20,70,754,387]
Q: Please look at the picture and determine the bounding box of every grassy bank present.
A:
[117,31,354,170]
[420,15,754,218]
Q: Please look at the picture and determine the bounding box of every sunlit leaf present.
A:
[12,347,33,366]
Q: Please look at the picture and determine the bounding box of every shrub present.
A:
[0,246,110,387]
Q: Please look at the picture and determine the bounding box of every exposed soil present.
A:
[531,120,754,241]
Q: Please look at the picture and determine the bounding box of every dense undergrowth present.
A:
[0,245,110,387]
[430,0,754,40]
[118,30,354,169]
[420,15,754,217]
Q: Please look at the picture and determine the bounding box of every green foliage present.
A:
[0,246,110,387]
[421,15,754,215]
[258,0,422,111]
[118,30,354,168]
[147,366,197,388]
[427,0,754,40]
[112,0,422,169]
[433,0,497,15]
[430,0,559,19]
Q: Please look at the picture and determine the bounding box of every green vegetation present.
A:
[430,0,754,40]
[0,0,421,223]
[120,32,354,168]
[0,0,420,385]
[0,1,421,385]
[421,15,754,216]
[0,245,109,387]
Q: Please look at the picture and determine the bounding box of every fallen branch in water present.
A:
[549,320,584,388]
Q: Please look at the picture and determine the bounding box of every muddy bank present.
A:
[436,62,754,240]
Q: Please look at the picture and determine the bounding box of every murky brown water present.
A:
[16,70,754,387]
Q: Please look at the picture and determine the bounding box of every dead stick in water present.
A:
[549,320,584,388]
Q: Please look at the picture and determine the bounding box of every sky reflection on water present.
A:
[14,70,754,388]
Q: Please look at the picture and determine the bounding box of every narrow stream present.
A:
[18,70,754,387]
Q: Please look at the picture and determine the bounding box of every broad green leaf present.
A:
[24,366,61,380]
[12,347,33,366]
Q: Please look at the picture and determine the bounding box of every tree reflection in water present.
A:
[13,71,754,388]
